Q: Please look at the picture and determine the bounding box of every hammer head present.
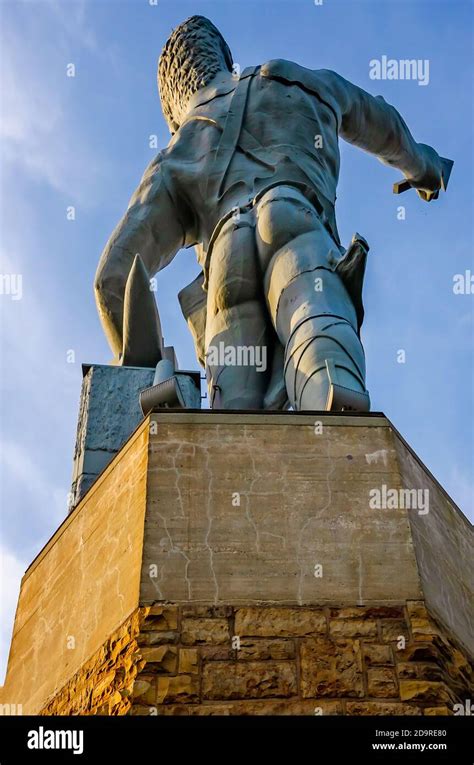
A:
[393,156,454,198]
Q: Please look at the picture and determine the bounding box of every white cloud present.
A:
[0,2,111,206]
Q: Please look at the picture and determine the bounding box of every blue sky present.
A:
[0,0,472,680]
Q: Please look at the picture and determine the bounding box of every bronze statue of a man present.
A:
[95,15,449,411]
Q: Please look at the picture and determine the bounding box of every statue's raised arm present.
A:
[318,68,449,202]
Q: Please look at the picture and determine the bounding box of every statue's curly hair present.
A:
[158,15,233,133]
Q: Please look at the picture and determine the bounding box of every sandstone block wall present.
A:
[40,601,473,716]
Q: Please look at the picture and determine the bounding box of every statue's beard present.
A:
[159,49,226,132]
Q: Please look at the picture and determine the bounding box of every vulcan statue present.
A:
[95,15,452,411]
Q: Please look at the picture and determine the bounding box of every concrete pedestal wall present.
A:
[141,413,473,655]
[0,425,149,715]
[0,412,472,715]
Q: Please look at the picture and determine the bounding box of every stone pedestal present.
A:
[1,412,472,715]
[70,363,202,510]
[70,363,155,508]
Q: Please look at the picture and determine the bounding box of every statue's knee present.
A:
[284,314,369,411]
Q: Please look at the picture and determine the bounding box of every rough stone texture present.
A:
[202,661,298,700]
[300,638,364,698]
[367,668,398,698]
[179,649,199,674]
[181,618,230,645]
[238,639,295,661]
[71,364,154,508]
[41,611,145,715]
[38,602,472,716]
[143,700,344,716]
[346,701,422,715]
[235,607,326,637]
[362,643,394,666]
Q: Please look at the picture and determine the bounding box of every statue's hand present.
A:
[406,144,444,202]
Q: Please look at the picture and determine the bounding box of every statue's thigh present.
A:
[204,218,271,408]
[206,216,261,316]
[204,304,272,408]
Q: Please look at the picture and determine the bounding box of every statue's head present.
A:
[158,15,233,133]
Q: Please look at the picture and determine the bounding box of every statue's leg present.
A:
[205,211,272,409]
[255,186,370,411]
[275,270,369,411]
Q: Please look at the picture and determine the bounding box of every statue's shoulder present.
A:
[260,59,342,121]
[260,58,307,80]
[260,58,336,87]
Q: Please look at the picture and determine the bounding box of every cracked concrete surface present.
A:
[140,413,472,661]
[141,414,437,609]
